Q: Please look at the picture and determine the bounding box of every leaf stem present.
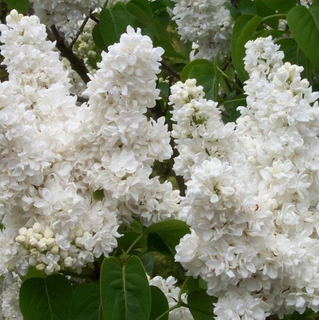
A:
[178,277,189,302]
[261,13,287,22]
[217,66,244,93]
[221,97,246,105]
[154,303,182,320]
[124,232,145,255]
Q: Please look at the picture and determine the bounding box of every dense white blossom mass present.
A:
[173,36,319,319]
[30,0,103,37]
[0,11,178,310]
[172,0,233,60]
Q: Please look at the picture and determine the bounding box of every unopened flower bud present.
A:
[33,223,42,233]
[34,233,42,241]
[44,228,54,239]
[54,265,61,272]
[36,263,46,271]
[29,237,38,247]
[51,246,59,255]
[19,227,28,236]
[37,240,47,252]
[46,238,55,248]
[64,257,74,268]
[15,235,26,244]
[29,257,37,266]
[30,248,39,255]
[60,250,68,259]
[74,226,83,237]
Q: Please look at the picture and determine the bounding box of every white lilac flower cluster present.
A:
[0,273,22,320]
[30,0,103,38]
[301,0,314,7]
[172,0,233,61]
[0,9,178,296]
[173,36,319,319]
[149,276,194,320]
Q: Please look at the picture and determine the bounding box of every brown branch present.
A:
[69,11,92,50]
[48,25,91,84]
[89,14,99,24]
[161,61,180,80]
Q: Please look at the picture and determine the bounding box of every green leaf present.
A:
[19,274,72,320]
[154,20,171,42]
[238,0,257,15]
[155,11,170,28]
[100,3,131,49]
[225,3,241,21]
[93,189,105,202]
[187,289,215,320]
[93,25,107,50]
[154,39,186,59]
[5,0,28,13]
[276,38,313,80]
[188,66,215,100]
[187,277,200,293]
[69,284,104,320]
[231,14,263,83]
[117,231,147,250]
[158,0,174,9]
[149,286,169,320]
[287,2,319,71]
[263,0,296,13]
[126,0,159,38]
[139,252,155,276]
[100,256,151,320]
[145,220,190,255]
[147,233,172,256]
[181,59,215,82]
[20,267,45,282]
[254,0,278,28]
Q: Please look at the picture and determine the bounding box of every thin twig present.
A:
[171,143,186,197]
[161,61,180,80]
[89,14,99,24]
[48,25,90,84]
[69,12,91,50]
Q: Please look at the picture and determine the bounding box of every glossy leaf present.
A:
[92,25,107,50]
[99,3,131,49]
[287,2,319,71]
[149,286,169,320]
[263,0,296,12]
[231,14,263,82]
[140,252,155,276]
[69,284,104,320]
[20,274,72,320]
[181,59,215,82]
[276,38,311,79]
[5,0,28,12]
[145,220,190,255]
[117,231,147,250]
[126,0,159,38]
[188,65,215,100]
[100,256,151,320]
[187,289,215,320]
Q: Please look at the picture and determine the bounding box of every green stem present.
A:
[261,13,286,22]
[178,277,189,301]
[217,67,244,93]
[154,303,182,320]
[221,97,246,105]
[124,232,145,255]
